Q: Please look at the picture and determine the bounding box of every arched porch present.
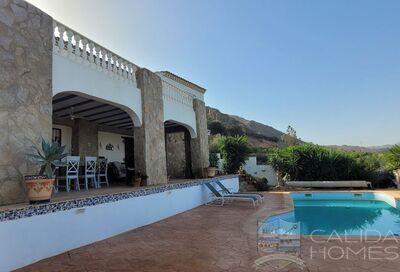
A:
[164,121,195,179]
[52,92,139,188]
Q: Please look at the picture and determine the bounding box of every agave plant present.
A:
[26,138,69,179]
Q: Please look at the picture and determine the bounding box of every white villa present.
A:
[1,2,211,206]
[0,2,242,270]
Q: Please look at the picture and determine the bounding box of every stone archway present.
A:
[165,121,193,179]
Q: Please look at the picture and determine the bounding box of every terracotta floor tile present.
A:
[16,192,400,271]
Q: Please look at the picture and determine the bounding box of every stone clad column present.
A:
[0,1,53,205]
[191,99,209,178]
[134,68,167,185]
[71,119,98,157]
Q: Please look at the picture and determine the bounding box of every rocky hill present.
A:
[206,106,286,148]
[327,145,393,153]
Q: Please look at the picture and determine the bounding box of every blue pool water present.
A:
[266,196,400,236]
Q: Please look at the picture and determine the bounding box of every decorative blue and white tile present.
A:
[0,175,237,222]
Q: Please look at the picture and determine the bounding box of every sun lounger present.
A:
[205,183,258,207]
[215,181,264,202]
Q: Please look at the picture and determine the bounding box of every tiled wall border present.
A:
[0,175,238,222]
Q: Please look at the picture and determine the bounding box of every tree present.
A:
[209,135,223,153]
[384,145,400,171]
[219,135,251,174]
[227,125,244,136]
[281,125,299,146]
[208,121,226,135]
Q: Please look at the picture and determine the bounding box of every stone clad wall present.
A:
[0,0,53,205]
[191,99,209,178]
[71,119,98,157]
[165,132,186,178]
[134,68,168,185]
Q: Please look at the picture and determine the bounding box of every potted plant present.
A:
[133,171,142,187]
[140,173,148,186]
[25,138,68,203]
[207,153,219,178]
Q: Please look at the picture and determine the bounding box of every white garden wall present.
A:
[0,177,238,271]
[243,156,278,186]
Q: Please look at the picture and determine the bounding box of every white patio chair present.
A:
[57,156,80,192]
[85,156,97,189]
[97,157,109,187]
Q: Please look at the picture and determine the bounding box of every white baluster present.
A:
[116,59,121,77]
[57,25,65,51]
[105,52,111,71]
[122,61,127,79]
[118,59,122,77]
[126,64,132,80]
[126,63,131,79]
[113,57,119,76]
[66,29,73,54]
[88,42,95,64]
[74,34,81,58]
[98,49,104,69]
[81,39,88,61]
[93,45,100,66]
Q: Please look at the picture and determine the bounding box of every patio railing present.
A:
[53,20,139,86]
[161,79,194,108]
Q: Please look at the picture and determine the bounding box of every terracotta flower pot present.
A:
[25,176,54,203]
[207,167,218,178]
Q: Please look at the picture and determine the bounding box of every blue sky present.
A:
[28,0,400,146]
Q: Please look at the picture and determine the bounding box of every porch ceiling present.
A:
[52,93,134,130]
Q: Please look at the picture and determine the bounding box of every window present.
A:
[52,128,62,146]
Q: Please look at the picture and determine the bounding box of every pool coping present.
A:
[0,175,238,222]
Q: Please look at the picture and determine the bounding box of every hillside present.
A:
[327,145,393,153]
[206,107,396,151]
[206,106,286,148]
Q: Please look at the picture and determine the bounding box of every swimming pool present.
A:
[264,192,400,236]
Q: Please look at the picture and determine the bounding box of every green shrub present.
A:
[209,153,219,168]
[208,121,226,135]
[219,135,251,174]
[254,177,269,191]
[256,153,268,164]
[209,135,223,153]
[267,144,387,182]
[227,125,245,136]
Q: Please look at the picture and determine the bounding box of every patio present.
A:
[16,191,400,272]
[0,178,213,213]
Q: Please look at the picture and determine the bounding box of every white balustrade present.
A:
[162,80,194,108]
[53,20,138,86]
[53,20,197,109]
